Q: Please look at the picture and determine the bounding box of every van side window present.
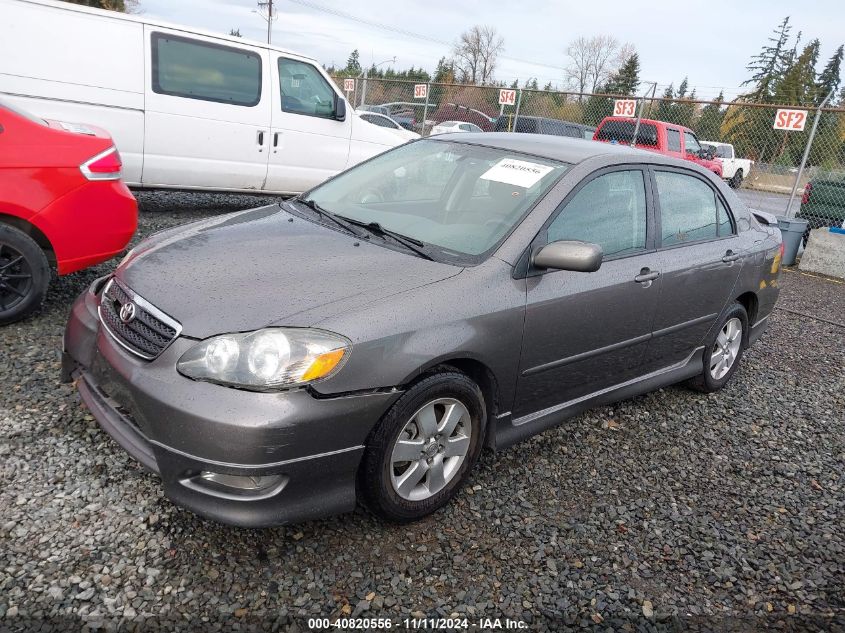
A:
[667,129,681,152]
[151,33,261,106]
[279,58,337,119]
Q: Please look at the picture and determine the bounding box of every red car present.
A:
[594,116,723,177]
[0,101,137,324]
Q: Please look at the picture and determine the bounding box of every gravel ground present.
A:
[1,191,844,631]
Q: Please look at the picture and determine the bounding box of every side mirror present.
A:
[533,240,603,272]
[335,96,347,121]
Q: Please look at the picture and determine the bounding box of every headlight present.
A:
[177,328,350,391]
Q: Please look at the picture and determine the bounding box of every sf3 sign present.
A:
[343,78,355,93]
[613,99,637,117]
[414,84,427,99]
[498,89,517,106]
[774,109,807,131]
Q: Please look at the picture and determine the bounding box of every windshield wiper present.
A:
[292,197,362,237]
[335,216,435,261]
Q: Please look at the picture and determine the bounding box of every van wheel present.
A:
[360,371,485,522]
[687,302,748,393]
[729,169,744,189]
[0,224,50,325]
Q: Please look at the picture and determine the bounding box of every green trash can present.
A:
[776,216,808,266]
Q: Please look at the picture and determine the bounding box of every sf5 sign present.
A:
[613,99,637,117]
[414,84,427,99]
[774,109,807,131]
[343,78,355,92]
[499,89,517,106]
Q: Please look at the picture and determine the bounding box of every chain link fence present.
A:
[334,76,845,237]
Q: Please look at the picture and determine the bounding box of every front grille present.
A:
[98,278,181,360]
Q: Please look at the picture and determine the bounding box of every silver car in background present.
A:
[62,135,783,526]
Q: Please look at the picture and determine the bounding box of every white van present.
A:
[0,0,404,194]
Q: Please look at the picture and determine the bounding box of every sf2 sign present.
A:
[774,109,807,131]
[343,78,355,92]
[414,84,427,99]
[499,89,517,106]
[613,99,637,117]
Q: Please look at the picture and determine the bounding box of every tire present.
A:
[729,169,744,189]
[360,371,486,522]
[687,302,748,393]
[0,224,50,326]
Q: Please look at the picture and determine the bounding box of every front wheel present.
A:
[360,371,485,522]
[729,169,744,189]
[0,224,50,325]
[687,302,748,393]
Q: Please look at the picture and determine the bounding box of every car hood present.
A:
[116,204,461,339]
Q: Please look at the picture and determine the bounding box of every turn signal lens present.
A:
[80,147,123,181]
[301,349,346,382]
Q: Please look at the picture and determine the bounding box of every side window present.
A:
[547,170,648,258]
[717,197,735,235]
[667,129,681,152]
[151,33,261,106]
[655,171,719,245]
[459,123,473,132]
[278,58,337,118]
[684,131,701,154]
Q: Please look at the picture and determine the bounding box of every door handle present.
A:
[634,268,660,284]
[257,131,265,148]
[722,250,741,263]
[273,132,279,148]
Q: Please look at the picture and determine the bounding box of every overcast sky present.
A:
[138,0,844,100]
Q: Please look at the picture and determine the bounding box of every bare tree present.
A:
[565,35,635,97]
[452,25,504,85]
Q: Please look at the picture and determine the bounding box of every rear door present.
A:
[142,28,271,190]
[514,167,661,416]
[264,54,351,194]
[642,167,744,370]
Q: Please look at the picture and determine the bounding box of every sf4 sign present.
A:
[343,78,355,92]
[499,89,517,106]
[774,109,807,131]
[414,84,427,99]
[613,99,637,117]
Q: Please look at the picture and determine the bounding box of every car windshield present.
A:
[304,140,569,260]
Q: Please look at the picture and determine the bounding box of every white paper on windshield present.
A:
[480,158,553,188]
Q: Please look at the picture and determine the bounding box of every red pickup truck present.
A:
[593,117,723,177]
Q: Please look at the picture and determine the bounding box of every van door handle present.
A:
[634,268,660,284]
[273,132,279,148]
[257,131,265,150]
[722,250,741,263]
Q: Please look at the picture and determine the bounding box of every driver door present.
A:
[264,55,352,194]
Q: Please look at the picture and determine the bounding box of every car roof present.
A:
[601,117,693,133]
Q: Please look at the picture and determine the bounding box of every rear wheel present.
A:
[0,224,50,325]
[687,302,748,393]
[729,168,744,189]
[360,371,485,522]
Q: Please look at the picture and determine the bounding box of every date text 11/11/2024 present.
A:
[307,617,529,629]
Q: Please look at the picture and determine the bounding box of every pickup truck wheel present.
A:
[360,371,485,522]
[729,169,744,189]
[0,224,50,326]
[687,302,748,393]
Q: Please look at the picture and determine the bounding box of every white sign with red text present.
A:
[774,109,808,131]
[343,78,355,92]
[414,84,427,99]
[498,89,517,106]
[613,99,637,117]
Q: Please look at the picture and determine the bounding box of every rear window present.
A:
[151,33,262,106]
[495,116,539,133]
[596,120,658,147]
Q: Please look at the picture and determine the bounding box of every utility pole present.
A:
[256,0,276,45]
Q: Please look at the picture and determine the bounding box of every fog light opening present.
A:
[179,471,288,501]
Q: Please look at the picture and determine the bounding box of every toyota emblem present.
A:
[119,302,137,323]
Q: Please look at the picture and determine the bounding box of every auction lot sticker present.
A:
[481,158,554,188]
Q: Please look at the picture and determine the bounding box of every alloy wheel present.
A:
[390,398,472,501]
[0,242,34,312]
[710,317,743,380]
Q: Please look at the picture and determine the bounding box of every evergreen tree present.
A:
[742,17,793,101]
[228,28,241,37]
[816,44,844,104]
[433,57,455,84]
[609,54,640,95]
[775,39,820,106]
[695,91,725,141]
[654,84,674,121]
[345,50,362,75]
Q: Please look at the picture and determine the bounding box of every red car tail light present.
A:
[80,147,122,181]
[801,182,812,205]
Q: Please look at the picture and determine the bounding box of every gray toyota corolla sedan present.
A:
[62,134,783,526]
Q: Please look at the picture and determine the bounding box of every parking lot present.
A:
[0,193,843,630]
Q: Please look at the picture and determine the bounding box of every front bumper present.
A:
[62,277,401,527]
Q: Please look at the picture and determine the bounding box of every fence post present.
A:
[513,89,523,131]
[630,82,657,147]
[421,84,430,136]
[360,69,368,108]
[786,87,836,218]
